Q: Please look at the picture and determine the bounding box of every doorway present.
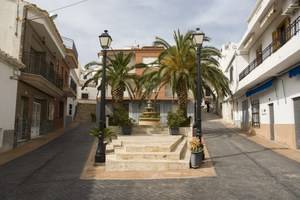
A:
[17,97,29,141]
[294,98,300,149]
[242,100,249,130]
[31,102,41,138]
[269,103,275,141]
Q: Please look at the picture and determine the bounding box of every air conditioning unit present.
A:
[283,0,300,15]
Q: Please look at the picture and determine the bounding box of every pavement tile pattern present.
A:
[0,115,300,200]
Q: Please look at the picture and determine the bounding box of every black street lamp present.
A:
[192,28,205,140]
[95,30,112,163]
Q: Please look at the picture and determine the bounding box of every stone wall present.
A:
[76,103,96,122]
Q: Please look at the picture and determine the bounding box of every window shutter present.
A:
[272,31,279,52]
[285,17,291,40]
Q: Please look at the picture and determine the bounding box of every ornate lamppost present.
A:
[95,30,112,163]
[192,28,205,140]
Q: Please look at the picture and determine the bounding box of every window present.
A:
[69,104,73,116]
[82,93,89,99]
[272,17,291,52]
[251,99,260,128]
[230,67,233,83]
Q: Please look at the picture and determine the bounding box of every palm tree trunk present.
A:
[111,85,124,109]
[176,83,188,116]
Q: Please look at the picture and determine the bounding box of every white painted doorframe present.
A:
[31,102,41,138]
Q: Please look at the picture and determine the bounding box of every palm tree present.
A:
[142,30,230,115]
[82,52,140,107]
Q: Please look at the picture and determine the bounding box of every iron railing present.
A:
[15,118,54,142]
[62,36,78,60]
[70,78,77,94]
[239,16,300,81]
[22,52,63,89]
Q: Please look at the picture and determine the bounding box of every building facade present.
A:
[221,0,300,149]
[63,37,80,126]
[105,46,195,126]
[0,49,25,152]
[78,46,195,125]
[0,0,79,149]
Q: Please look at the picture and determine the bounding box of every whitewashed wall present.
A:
[257,74,300,125]
[0,60,19,148]
[0,0,24,58]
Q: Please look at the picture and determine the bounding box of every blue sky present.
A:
[29,0,256,65]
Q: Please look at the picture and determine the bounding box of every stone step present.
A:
[115,140,187,161]
[117,135,181,143]
[123,136,183,153]
[105,155,190,171]
[132,127,169,135]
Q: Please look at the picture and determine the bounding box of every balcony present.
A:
[20,52,64,97]
[62,37,78,68]
[63,78,77,97]
[239,16,300,81]
[70,78,77,94]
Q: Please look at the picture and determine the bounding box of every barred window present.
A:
[251,99,260,128]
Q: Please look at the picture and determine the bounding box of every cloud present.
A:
[28,0,256,65]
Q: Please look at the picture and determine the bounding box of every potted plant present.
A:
[114,107,134,135]
[189,137,204,168]
[89,127,116,144]
[167,110,186,135]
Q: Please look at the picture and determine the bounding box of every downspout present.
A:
[15,0,20,36]
[18,5,28,61]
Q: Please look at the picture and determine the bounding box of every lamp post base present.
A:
[95,142,106,163]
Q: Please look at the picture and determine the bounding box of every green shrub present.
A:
[89,127,116,144]
[113,107,134,127]
[167,110,186,128]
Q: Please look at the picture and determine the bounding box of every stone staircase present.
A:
[75,103,96,122]
[106,130,190,171]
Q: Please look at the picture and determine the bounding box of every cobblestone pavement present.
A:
[1,117,300,200]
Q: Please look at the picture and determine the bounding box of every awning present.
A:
[246,79,273,97]
[289,66,300,78]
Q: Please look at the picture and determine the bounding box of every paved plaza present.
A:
[1,114,300,200]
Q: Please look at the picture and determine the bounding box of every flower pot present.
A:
[190,151,204,168]
[169,127,180,135]
[121,126,132,135]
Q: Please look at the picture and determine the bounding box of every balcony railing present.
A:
[239,16,300,81]
[62,37,78,60]
[70,78,77,94]
[22,52,63,89]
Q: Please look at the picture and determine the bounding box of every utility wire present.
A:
[27,0,91,20]
[49,0,91,13]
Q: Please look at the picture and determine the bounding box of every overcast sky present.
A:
[29,0,256,65]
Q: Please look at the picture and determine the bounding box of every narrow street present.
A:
[1,115,300,200]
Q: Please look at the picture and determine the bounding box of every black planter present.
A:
[190,151,204,168]
[169,127,180,135]
[121,126,132,135]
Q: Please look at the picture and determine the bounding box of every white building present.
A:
[0,49,25,152]
[221,0,300,149]
[0,0,80,150]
